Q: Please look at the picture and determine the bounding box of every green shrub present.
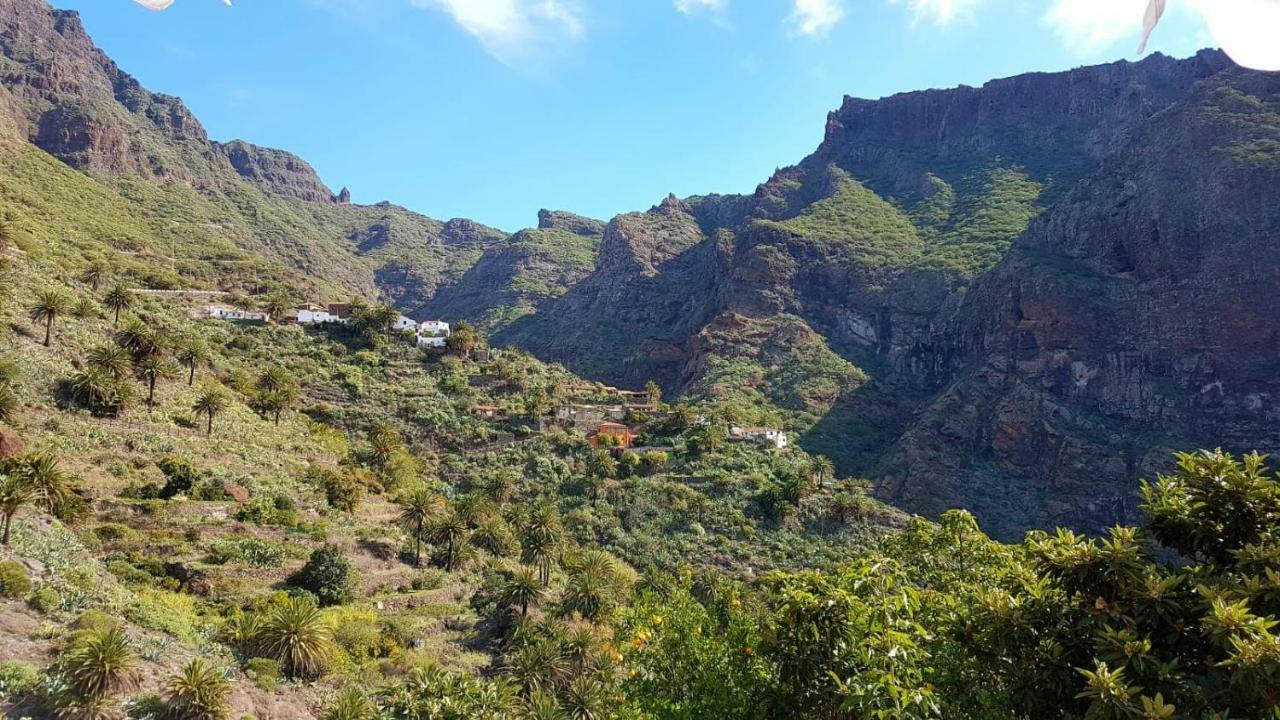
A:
[242,658,280,691]
[0,560,32,598]
[93,523,140,543]
[157,456,202,499]
[0,660,39,698]
[28,586,61,614]
[209,537,286,568]
[287,545,357,607]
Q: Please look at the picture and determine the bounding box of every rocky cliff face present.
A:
[215,140,337,204]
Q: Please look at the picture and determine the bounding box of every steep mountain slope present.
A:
[0,0,507,301]
[865,73,1280,535]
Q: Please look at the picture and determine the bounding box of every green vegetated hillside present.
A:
[5,224,1280,719]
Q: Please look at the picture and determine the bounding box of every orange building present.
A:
[588,422,637,449]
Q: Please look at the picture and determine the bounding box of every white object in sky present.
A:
[133,0,232,9]
[1142,0,1280,71]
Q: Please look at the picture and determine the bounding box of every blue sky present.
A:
[59,0,1215,231]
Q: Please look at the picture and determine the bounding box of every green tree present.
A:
[80,259,109,292]
[0,453,72,543]
[29,288,72,347]
[261,293,293,323]
[288,545,358,607]
[396,486,442,567]
[811,455,835,490]
[135,354,179,406]
[102,284,134,325]
[87,344,133,379]
[520,504,564,586]
[644,380,662,405]
[175,340,211,386]
[192,386,231,435]
[68,367,132,417]
[166,660,231,720]
[559,549,628,623]
[501,565,545,617]
[426,510,469,572]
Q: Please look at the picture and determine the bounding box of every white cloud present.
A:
[411,0,584,69]
[786,0,844,37]
[674,0,727,15]
[1043,0,1148,53]
[892,0,986,26]
[132,0,232,9]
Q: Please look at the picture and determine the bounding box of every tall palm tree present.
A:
[80,259,109,292]
[192,386,230,435]
[29,288,72,347]
[135,354,179,406]
[166,660,231,720]
[259,386,299,426]
[501,565,544,617]
[260,293,292,324]
[812,455,835,490]
[61,625,139,700]
[425,510,468,572]
[175,340,211,386]
[396,486,442,567]
[0,473,35,546]
[102,284,134,325]
[256,597,334,679]
[520,505,564,586]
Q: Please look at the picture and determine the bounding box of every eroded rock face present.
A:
[870,71,1280,537]
[215,140,335,204]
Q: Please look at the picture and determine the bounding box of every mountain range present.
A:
[4,0,1280,537]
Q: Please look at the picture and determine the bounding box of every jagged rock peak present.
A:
[334,187,352,205]
[537,209,606,237]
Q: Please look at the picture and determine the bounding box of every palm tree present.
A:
[0,473,35,546]
[80,260,109,292]
[87,345,132,379]
[501,565,544,617]
[425,510,468,572]
[135,354,179,406]
[192,386,230,435]
[61,625,140,700]
[559,549,625,623]
[560,676,611,720]
[68,367,131,417]
[396,486,442,567]
[260,293,292,324]
[256,596,333,679]
[520,505,564,586]
[114,317,163,359]
[258,386,299,426]
[175,340,211,386]
[812,455,836,490]
[644,379,662,405]
[166,660,231,720]
[102,284,134,325]
[29,288,72,347]
[256,366,290,393]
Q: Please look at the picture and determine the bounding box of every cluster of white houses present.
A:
[204,301,451,349]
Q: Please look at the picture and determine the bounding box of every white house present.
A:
[295,303,338,325]
[730,426,789,450]
[206,304,269,322]
[416,320,451,349]
[393,315,418,332]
